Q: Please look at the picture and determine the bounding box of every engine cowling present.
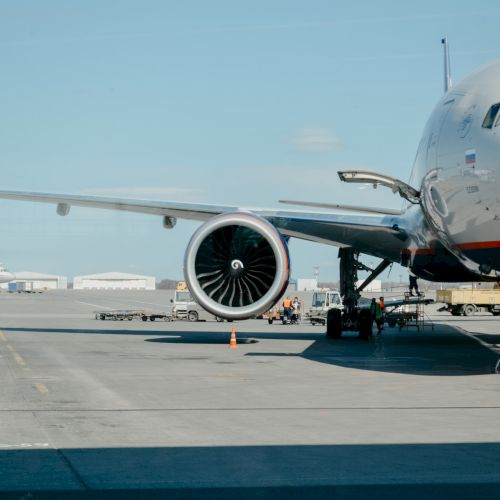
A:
[184,213,290,320]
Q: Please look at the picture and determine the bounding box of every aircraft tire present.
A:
[326,309,342,338]
[358,309,372,339]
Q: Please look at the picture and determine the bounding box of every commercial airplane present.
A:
[0,264,15,284]
[0,41,499,333]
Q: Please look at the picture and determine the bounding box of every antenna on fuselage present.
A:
[441,37,452,93]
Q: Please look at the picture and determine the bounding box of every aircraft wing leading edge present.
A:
[0,190,407,263]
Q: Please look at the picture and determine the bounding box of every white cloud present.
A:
[293,128,340,153]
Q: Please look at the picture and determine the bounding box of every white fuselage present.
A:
[0,264,14,284]
[410,61,500,277]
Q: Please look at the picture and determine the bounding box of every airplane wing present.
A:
[0,189,416,320]
[0,190,409,263]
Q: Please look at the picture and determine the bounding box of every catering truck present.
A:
[436,288,500,316]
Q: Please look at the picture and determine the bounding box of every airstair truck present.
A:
[436,288,500,316]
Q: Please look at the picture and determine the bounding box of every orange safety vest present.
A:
[283,299,292,308]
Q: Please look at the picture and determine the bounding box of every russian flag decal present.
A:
[465,149,476,164]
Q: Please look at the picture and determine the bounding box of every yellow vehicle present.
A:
[436,289,500,316]
[263,307,282,324]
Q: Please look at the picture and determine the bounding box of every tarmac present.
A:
[1,289,500,499]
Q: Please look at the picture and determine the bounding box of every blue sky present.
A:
[0,1,499,282]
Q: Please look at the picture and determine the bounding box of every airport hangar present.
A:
[73,272,156,290]
[0,271,67,290]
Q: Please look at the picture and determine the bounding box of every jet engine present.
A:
[184,213,290,320]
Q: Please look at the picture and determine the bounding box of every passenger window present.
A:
[482,103,500,128]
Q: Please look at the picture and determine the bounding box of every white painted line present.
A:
[0,443,49,448]
[74,300,114,310]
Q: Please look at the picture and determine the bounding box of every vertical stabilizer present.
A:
[441,37,452,93]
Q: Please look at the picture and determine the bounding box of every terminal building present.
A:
[73,272,156,290]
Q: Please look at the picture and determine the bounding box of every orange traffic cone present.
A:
[229,326,237,349]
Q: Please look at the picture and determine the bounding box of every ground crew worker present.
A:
[409,272,419,296]
[292,296,301,322]
[378,296,385,332]
[282,296,293,322]
[370,298,383,335]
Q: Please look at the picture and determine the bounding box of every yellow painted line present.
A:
[33,383,49,395]
[6,344,14,352]
[0,331,6,342]
[13,353,26,367]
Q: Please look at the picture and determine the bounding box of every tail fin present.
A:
[441,37,452,93]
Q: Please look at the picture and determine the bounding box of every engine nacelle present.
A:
[184,212,290,320]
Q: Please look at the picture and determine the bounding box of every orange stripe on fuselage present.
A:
[414,241,500,254]
[455,241,500,251]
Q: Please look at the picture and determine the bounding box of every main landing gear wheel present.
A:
[326,309,342,338]
[358,309,372,340]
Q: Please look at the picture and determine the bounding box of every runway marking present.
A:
[0,331,6,342]
[33,383,49,395]
[77,297,169,308]
[3,406,500,412]
[0,443,49,448]
[6,344,27,367]
[13,353,26,367]
[74,300,114,310]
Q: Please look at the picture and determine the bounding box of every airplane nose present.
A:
[0,272,14,283]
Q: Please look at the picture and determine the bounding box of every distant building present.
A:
[296,278,318,291]
[73,272,155,290]
[355,279,381,292]
[0,271,67,290]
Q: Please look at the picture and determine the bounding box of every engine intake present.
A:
[184,213,290,320]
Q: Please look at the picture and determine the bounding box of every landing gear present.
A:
[326,309,342,338]
[326,247,391,339]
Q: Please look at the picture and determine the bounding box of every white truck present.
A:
[171,282,217,322]
[308,289,344,326]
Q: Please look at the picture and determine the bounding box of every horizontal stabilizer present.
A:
[278,199,403,216]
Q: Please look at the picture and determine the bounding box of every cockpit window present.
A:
[482,103,500,128]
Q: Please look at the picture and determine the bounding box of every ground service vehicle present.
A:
[263,307,281,324]
[308,289,343,326]
[436,289,500,316]
[95,310,171,321]
[172,282,215,322]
